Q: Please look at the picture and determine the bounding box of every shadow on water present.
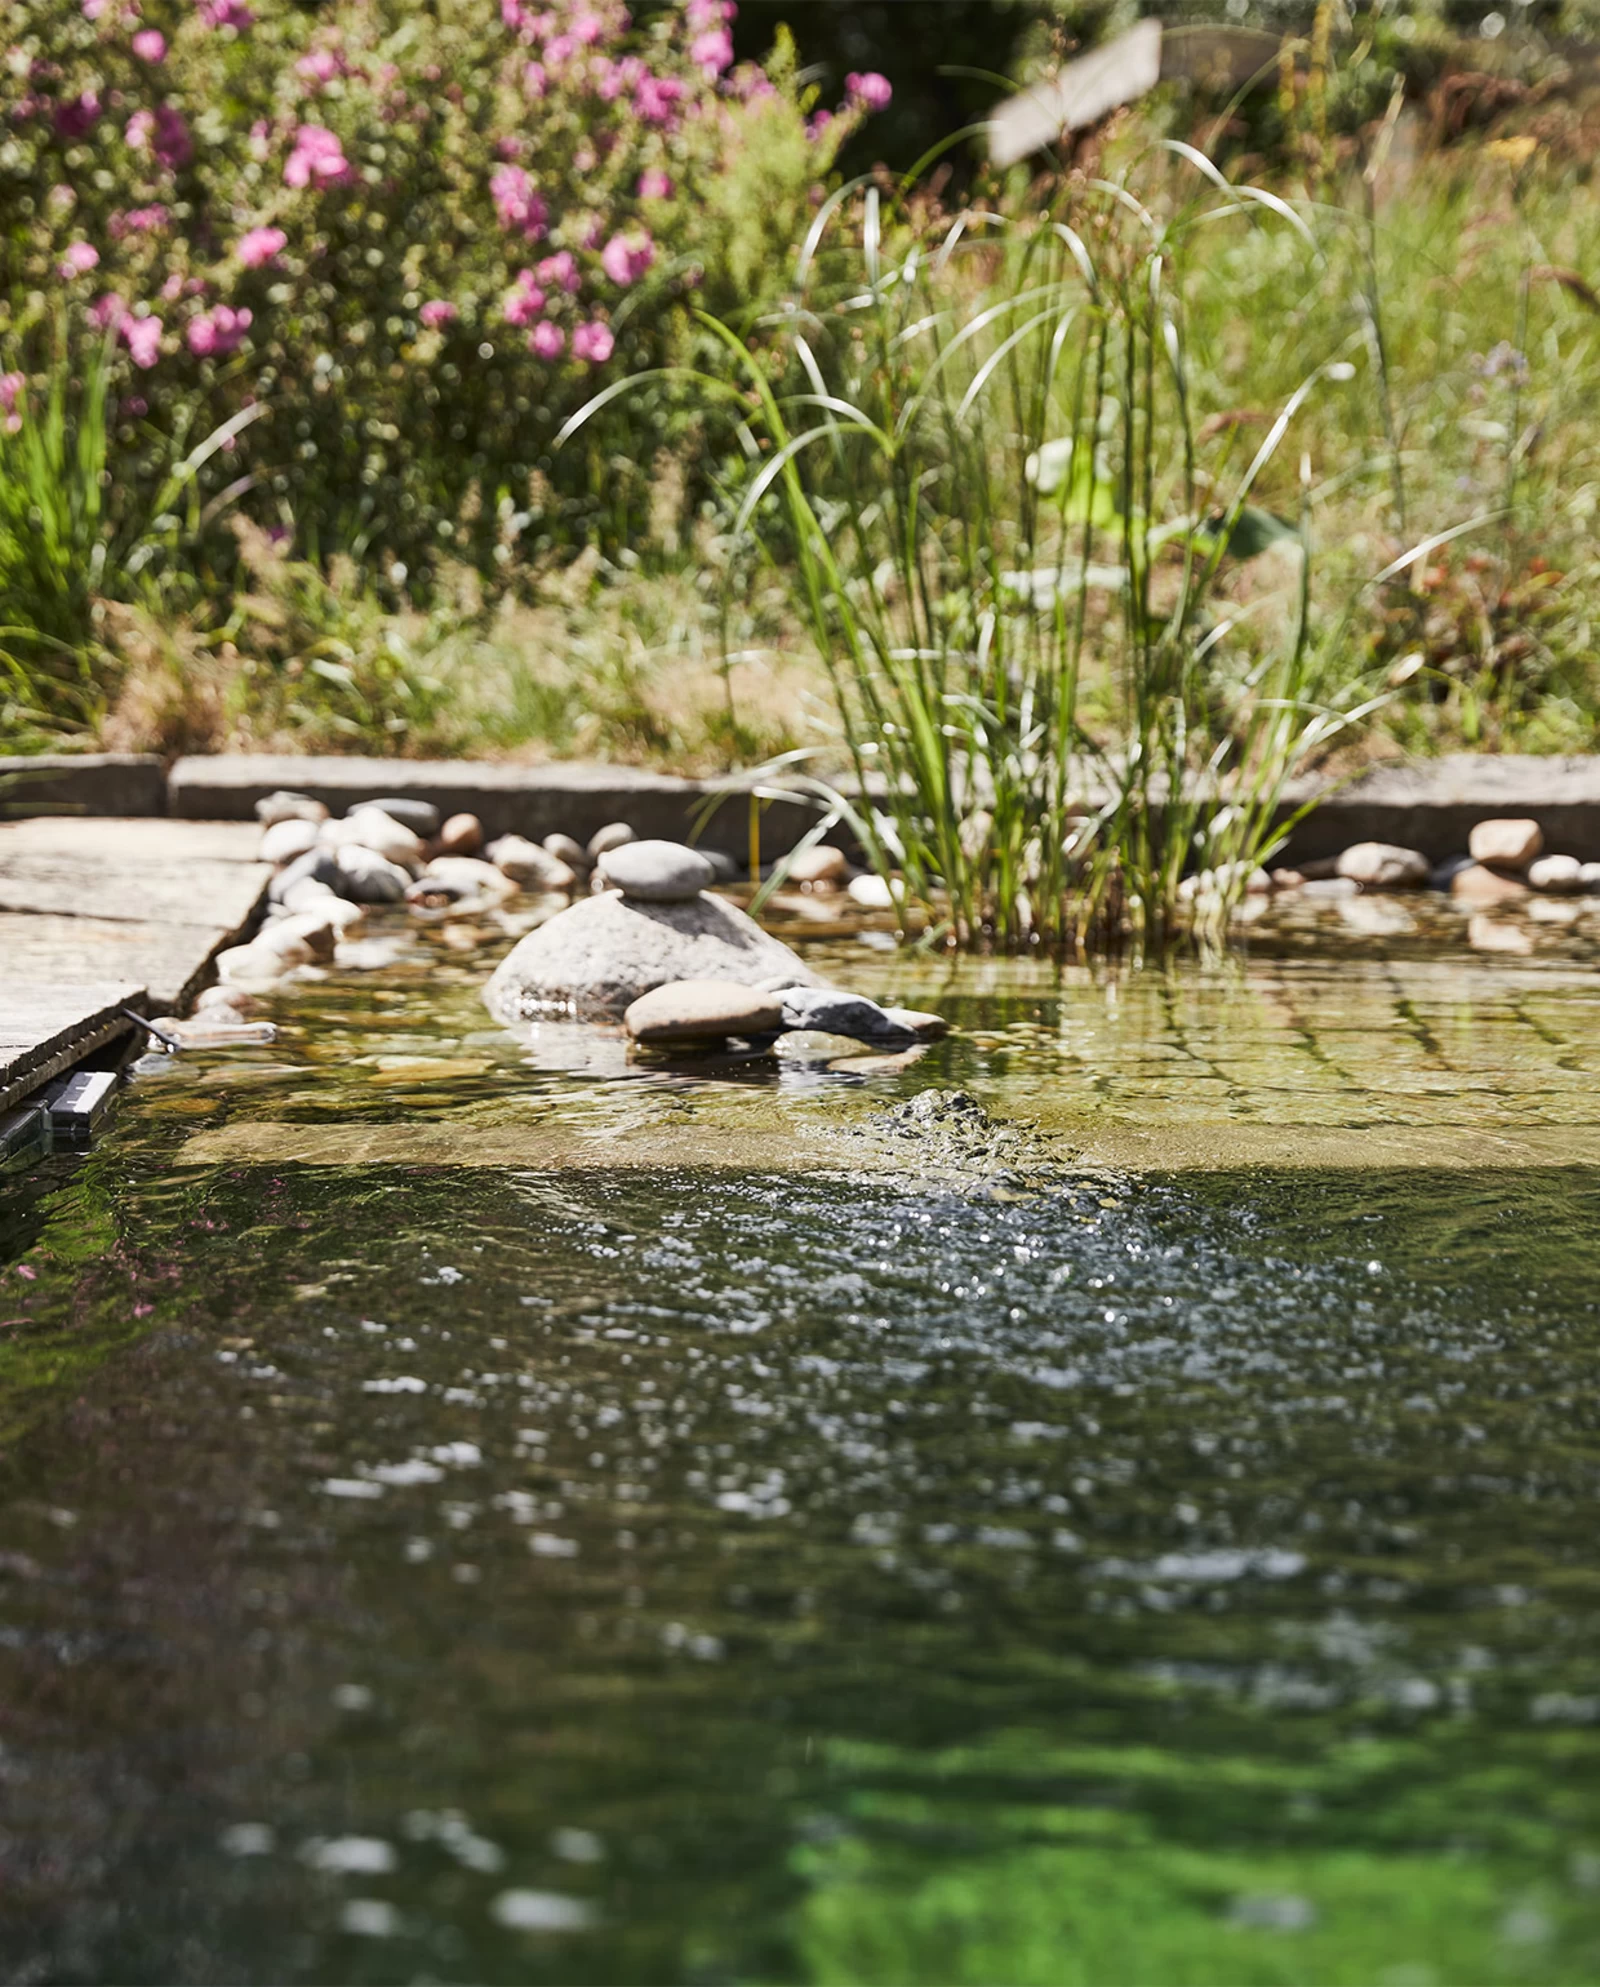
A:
[3,1138,1600,1982]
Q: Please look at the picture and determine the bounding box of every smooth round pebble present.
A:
[489,835,578,892]
[786,844,851,888]
[596,839,715,903]
[323,809,425,868]
[1527,853,1583,893]
[1468,817,1544,871]
[624,979,785,1043]
[880,1006,949,1040]
[438,812,485,856]
[1334,841,1430,889]
[587,821,636,861]
[543,833,592,873]
[254,790,328,828]
[260,817,321,866]
[847,873,905,910]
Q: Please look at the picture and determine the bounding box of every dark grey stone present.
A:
[269,848,348,904]
[777,987,915,1043]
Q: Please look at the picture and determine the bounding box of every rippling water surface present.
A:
[4,904,1600,1983]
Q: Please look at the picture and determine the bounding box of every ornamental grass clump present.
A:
[576,148,1403,952]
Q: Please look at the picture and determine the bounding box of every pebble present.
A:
[365,796,440,838]
[1269,868,1305,891]
[847,873,905,910]
[323,809,425,869]
[1527,853,1583,893]
[217,941,300,984]
[1584,863,1600,893]
[269,847,346,905]
[543,833,592,874]
[149,1013,278,1047]
[776,1029,883,1062]
[785,845,851,888]
[438,812,485,856]
[1297,876,1359,900]
[587,821,636,860]
[334,845,411,904]
[777,986,917,1043]
[488,834,578,892]
[259,817,321,866]
[257,909,338,963]
[597,839,715,902]
[254,790,328,827]
[1334,841,1430,889]
[623,979,785,1043]
[1450,863,1529,907]
[1468,817,1544,870]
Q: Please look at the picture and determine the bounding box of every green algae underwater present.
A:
[4,916,1600,1984]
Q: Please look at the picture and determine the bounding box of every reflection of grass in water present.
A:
[796,1734,1600,1984]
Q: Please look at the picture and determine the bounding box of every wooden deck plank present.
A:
[0,980,145,1113]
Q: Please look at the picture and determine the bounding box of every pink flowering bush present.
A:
[0,0,888,600]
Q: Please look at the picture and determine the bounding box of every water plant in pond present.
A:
[568,149,1436,952]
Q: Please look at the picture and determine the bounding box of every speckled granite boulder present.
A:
[485,890,825,1022]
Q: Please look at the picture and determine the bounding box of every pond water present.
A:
[4,896,1600,1984]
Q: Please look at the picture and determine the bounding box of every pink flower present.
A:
[571,319,614,364]
[121,314,163,369]
[544,32,576,64]
[686,0,733,26]
[236,224,286,267]
[633,74,684,126]
[529,320,565,359]
[689,26,732,74]
[187,303,252,358]
[806,108,833,140]
[58,241,100,279]
[0,372,24,434]
[109,204,169,238]
[197,0,254,26]
[637,168,673,201]
[126,102,191,168]
[89,292,128,331]
[601,228,654,286]
[537,250,579,295]
[296,48,342,84]
[572,10,604,43]
[490,164,547,239]
[55,91,101,139]
[419,299,457,328]
[597,53,643,100]
[502,272,547,327]
[846,70,892,112]
[522,60,547,98]
[284,123,350,188]
[47,183,76,214]
[131,27,166,59]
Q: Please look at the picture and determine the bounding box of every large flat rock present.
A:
[0,818,269,1012]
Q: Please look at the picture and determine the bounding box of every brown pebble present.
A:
[438,812,485,856]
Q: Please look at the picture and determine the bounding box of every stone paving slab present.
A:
[0,981,144,1114]
[1277,754,1600,863]
[0,754,165,819]
[0,818,269,1013]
